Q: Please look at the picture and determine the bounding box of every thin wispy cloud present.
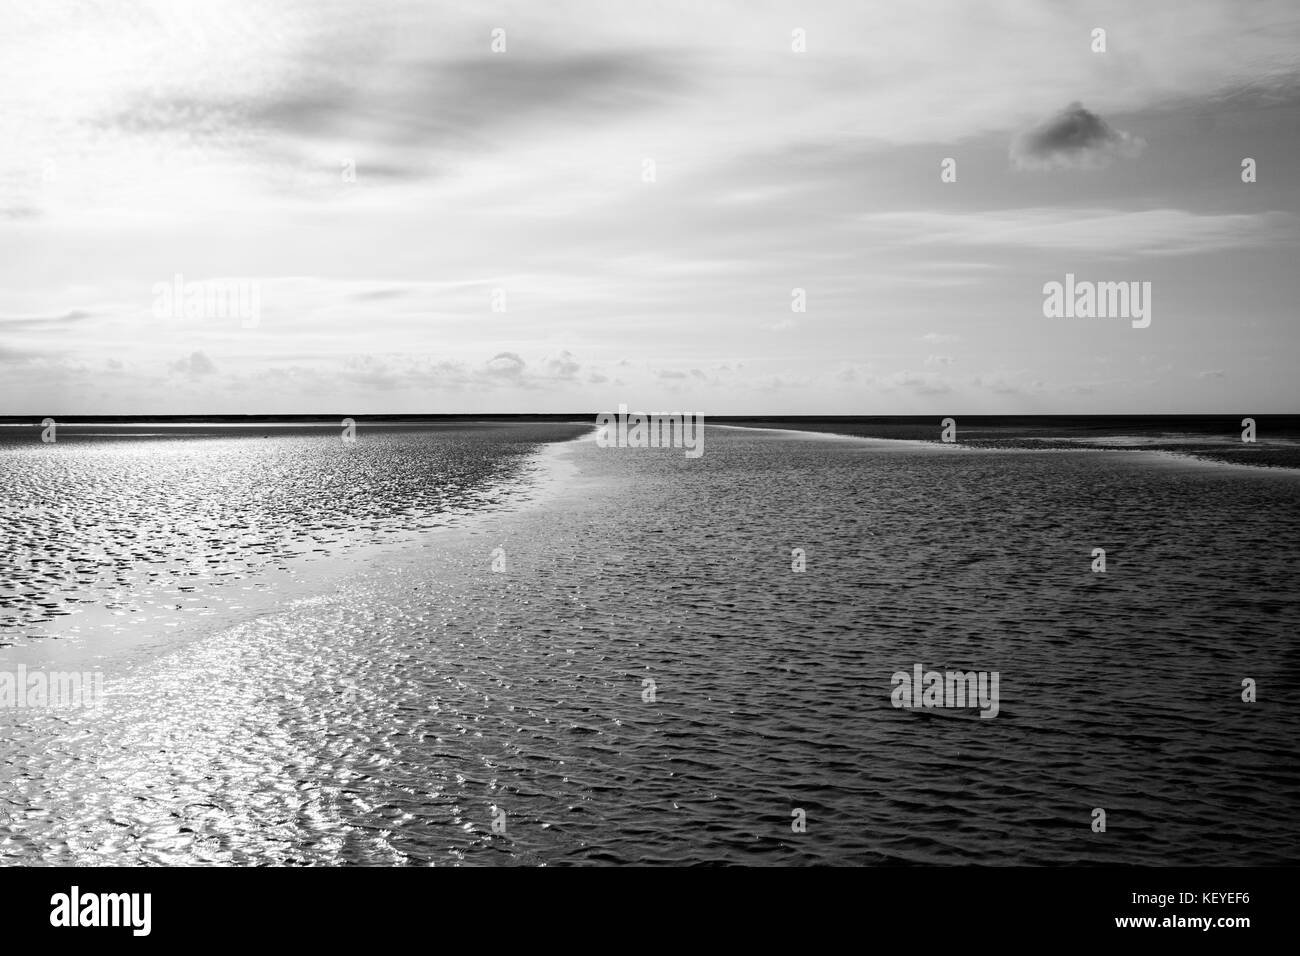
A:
[859,209,1296,257]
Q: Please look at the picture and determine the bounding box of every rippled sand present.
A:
[2,426,1298,865]
[0,423,588,646]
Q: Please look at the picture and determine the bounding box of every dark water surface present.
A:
[1,425,1297,864]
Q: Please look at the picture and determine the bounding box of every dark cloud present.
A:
[257,51,685,145]
[1011,102,1144,170]
[105,50,686,186]
[170,351,217,378]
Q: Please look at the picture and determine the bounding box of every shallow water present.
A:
[2,426,1298,865]
[0,423,588,642]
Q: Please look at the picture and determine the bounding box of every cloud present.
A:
[1011,102,1145,170]
[0,344,49,364]
[341,355,402,389]
[756,374,809,391]
[544,350,581,380]
[971,374,1043,395]
[170,351,217,378]
[861,208,1295,257]
[238,351,609,395]
[484,352,526,379]
[350,287,408,302]
[882,371,950,395]
[0,310,94,331]
[836,363,875,384]
[104,50,686,190]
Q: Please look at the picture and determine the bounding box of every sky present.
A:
[1,0,1298,415]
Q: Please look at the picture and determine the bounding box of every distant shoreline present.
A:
[707,417,1300,471]
[2,413,1298,427]
[3,414,1297,469]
